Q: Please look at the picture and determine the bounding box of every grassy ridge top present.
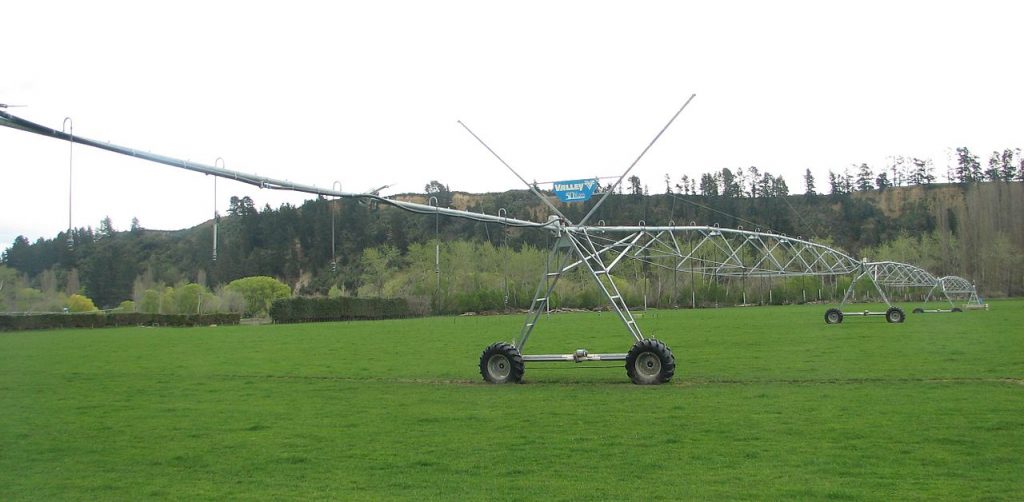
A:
[2,301,1022,500]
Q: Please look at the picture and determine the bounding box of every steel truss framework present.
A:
[0,106,979,384]
[920,275,981,310]
[842,261,937,305]
[513,224,862,355]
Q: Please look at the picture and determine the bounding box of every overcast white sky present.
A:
[2,0,1022,253]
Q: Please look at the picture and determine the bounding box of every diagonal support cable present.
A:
[456,120,569,223]
[579,94,696,226]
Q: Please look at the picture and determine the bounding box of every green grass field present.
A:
[2,301,1022,500]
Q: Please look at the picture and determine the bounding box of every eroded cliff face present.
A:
[850,183,1024,296]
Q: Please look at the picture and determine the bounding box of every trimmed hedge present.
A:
[0,313,241,332]
[269,296,410,323]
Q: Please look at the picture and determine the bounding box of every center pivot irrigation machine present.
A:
[0,98,976,384]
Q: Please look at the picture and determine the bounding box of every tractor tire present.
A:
[885,306,906,323]
[824,308,844,324]
[479,342,525,384]
[625,339,675,385]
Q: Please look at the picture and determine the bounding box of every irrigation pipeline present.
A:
[0,110,555,230]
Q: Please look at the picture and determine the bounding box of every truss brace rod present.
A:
[579,93,696,226]
[515,237,575,350]
[563,231,637,273]
[839,270,865,308]
[869,271,893,307]
[456,120,569,223]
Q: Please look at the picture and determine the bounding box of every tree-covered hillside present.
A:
[3,179,1022,310]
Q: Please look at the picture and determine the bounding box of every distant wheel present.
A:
[912,308,924,314]
[625,339,675,385]
[479,342,524,384]
[824,308,843,324]
[885,306,905,323]
[951,307,963,313]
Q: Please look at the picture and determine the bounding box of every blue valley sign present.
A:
[552,178,599,202]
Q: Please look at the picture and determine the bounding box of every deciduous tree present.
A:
[225,276,290,316]
[67,293,98,312]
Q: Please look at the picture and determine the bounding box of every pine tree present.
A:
[985,151,1002,181]
[803,169,816,195]
[875,171,891,190]
[855,163,874,191]
[889,156,905,186]
[758,173,773,198]
[97,216,115,239]
[675,175,690,195]
[699,173,719,196]
[773,175,789,197]
[955,147,981,182]
[628,175,643,196]
[909,158,935,185]
[720,168,741,197]
[827,171,843,195]
[999,148,1017,181]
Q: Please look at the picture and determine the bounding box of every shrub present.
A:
[0,313,241,331]
[68,294,99,313]
[269,297,410,323]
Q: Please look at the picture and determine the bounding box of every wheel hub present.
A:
[635,352,661,377]
[487,354,511,379]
